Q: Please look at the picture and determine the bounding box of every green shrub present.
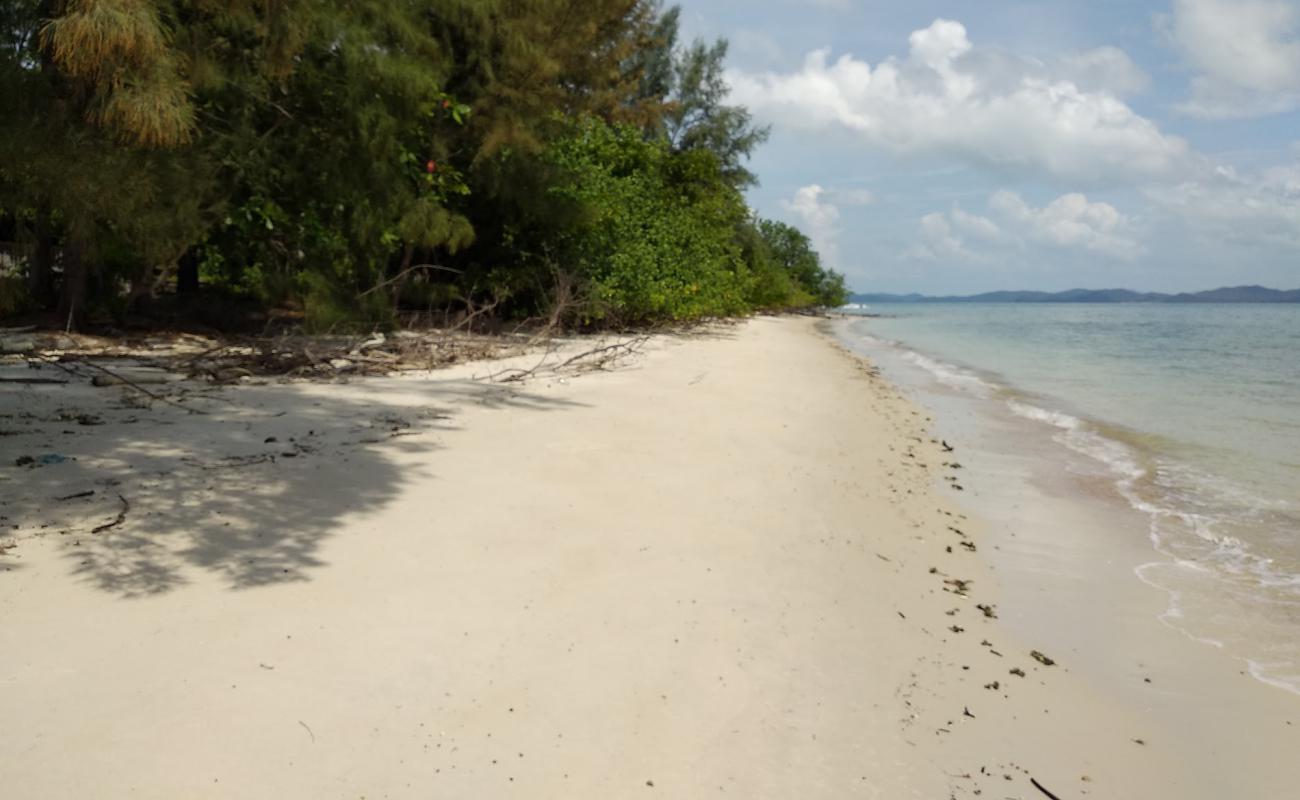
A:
[544,120,753,325]
[0,274,31,316]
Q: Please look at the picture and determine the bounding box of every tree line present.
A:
[0,1,848,332]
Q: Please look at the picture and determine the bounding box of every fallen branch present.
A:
[486,342,559,383]
[555,336,649,370]
[91,494,129,534]
[32,353,202,412]
[191,453,275,470]
[485,335,649,384]
[1030,777,1064,800]
[0,377,68,385]
[358,264,462,298]
[56,490,95,501]
[91,374,170,386]
[75,361,207,415]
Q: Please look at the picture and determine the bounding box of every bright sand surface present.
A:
[2,316,1297,798]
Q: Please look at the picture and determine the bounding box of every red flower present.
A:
[426,160,437,173]
[442,99,451,109]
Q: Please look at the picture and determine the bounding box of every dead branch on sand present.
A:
[1030,777,1064,800]
[481,335,650,384]
[91,494,130,534]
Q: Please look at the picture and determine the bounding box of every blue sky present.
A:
[679,1,1300,294]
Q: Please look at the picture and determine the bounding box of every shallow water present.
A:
[837,303,1300,695]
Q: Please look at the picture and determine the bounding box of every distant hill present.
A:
[850,285,1300,304]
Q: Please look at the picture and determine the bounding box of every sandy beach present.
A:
[2,316,1297,799]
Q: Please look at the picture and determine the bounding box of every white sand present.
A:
[1,316,1296,798]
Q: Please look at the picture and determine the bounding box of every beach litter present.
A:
[14,453,69,467]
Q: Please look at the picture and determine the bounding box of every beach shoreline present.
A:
[2,315,1296,798]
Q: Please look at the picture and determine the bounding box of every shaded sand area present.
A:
[2,317,1296,798]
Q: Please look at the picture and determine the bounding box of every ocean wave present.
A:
[838,315,1300,697]
[1005,399,1083,431]
[986,369,1300,695]
[1247,661,1300,697]
[1130,492,1300,694]
[897,350,994,394]
[1005,399,1147,481]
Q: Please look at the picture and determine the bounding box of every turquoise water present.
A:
[840,303,1300,693]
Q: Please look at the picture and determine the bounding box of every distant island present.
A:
[850,285,1300,304]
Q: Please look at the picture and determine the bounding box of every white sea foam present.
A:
[1007,386,1300,696]
[1247,660,1300,697]
[898,350,993,394]
[1006,399,1146,482]
[1005,399,1082,430]
[840,317,1300,696]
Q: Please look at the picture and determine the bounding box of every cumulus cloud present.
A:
[908,212,985,262]
[726,19,1188,184]
[1162,0,1300,117]
[782,184,873,265]
[992,191,1143,258]
[910,191,1141,262]
[1059,46,1150,97]
[785,185,840,258]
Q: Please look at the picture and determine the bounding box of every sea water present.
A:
[837,303,1300,695]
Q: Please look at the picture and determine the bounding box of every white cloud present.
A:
[910,191,1141,262]
[908,212,985,262]
[1060,47,1150,97]
[786,184,839,245]
[992,191,1143,259]
[726,19,1187,184]
[1165,0,1300,118]
[782,184,874,265]
[950,207,1005,242]
[784,184,838,263]
[1147,163,1300,248]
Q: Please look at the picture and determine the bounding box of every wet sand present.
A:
[1,315,1296,798]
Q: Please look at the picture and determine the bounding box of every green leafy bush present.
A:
[544,120,753,324]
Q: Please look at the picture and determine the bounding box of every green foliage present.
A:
[0,0,852,331]
[630,6,770,189]
[543,119,751,324]
[0,256,33,316]
[757,219,850,307]
[734,220,812,310]
[665,37,770,188]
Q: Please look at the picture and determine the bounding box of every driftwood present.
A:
[30,354,205,414]
[1030,777,1064,800]
[91,494,129,534]
[8,316,663,391]
[90,373,169,387]
[0,376,68,384]
[179,330,513,381]
[483,336,650,383]
[78,362,207,415]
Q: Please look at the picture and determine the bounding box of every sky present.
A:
[679,0,1300,294]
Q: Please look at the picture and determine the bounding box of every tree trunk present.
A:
[25,213,55,310]
[176,250,199,294]
[56,236,88,332]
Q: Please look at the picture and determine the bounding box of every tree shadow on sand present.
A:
[0,375,581,597]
